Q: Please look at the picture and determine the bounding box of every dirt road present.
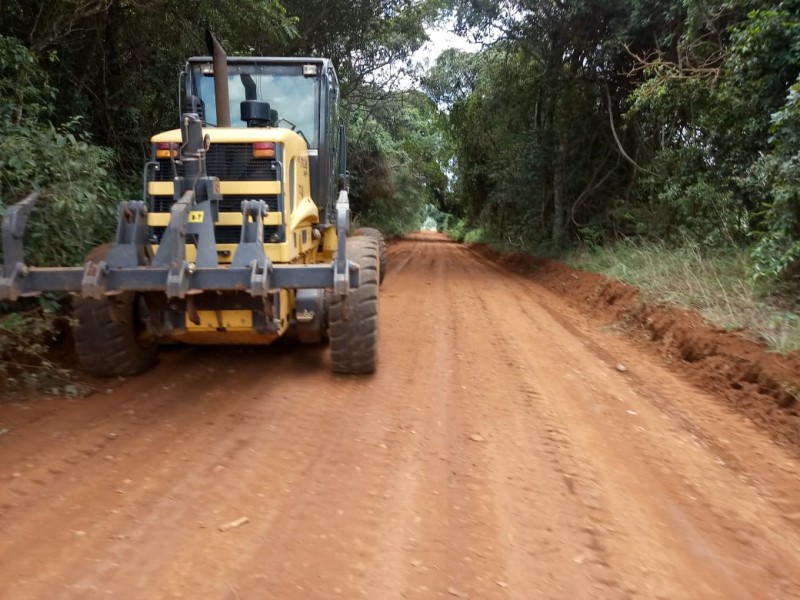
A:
[2,232,800,599]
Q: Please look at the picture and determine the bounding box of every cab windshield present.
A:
[192,63,320,147]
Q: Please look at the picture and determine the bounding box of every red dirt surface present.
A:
[1,232,800,599]
[471,244,800,454]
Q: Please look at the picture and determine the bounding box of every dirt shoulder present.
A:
[469,243,800,453]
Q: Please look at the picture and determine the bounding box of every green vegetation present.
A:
[349,89,450,236]
[568,242,800,354]
[0,35,124,392]
[0,300,85,397]
[0,35,122,266]
[426,0,799,352]
[5,1,790,276]
[429,0,800,285]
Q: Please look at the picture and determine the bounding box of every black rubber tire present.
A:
[329,237,379,374]
[353,227,387,285]
[73,245,158,377]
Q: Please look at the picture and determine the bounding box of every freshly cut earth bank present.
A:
[470,244,800,453]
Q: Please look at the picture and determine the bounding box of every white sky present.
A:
[379,22,481,90]
[372,18,486,90]
[412,23,482,70]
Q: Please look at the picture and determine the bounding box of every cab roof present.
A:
[187,56,334,68]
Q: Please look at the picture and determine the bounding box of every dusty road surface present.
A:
[2,231,800,599]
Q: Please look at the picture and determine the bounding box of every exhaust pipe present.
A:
[205,30,231,127]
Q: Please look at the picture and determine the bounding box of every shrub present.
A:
[0,35,123,394]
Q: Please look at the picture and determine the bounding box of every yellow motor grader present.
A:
[0,33,384,376]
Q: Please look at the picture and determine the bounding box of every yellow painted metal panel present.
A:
[277,289,290,333]
[148,181,173,196]
[186,310,253,332]
[322,226,338,252]
[288,197,319,231]
[220,181,281,195]
[151,243,293,264]
[152,127,305,145]
[147,181,281,196]
[147,214,168,226]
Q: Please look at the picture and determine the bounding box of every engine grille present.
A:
[150,195,281,213]
[149,225,284,245]
[152,143,278,181]
[148,142,285,247]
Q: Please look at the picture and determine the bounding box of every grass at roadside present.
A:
[566,241,800,354]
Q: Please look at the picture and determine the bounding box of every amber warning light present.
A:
[156,142,178,159]
[253,142,276,159]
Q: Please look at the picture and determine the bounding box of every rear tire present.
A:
[329,237,379,374]
[73,245,158,377]
[353,227,387,284]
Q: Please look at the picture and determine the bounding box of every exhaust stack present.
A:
[205,30,231,127]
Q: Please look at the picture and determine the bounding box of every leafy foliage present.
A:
[434,0,800,282]
[348,88,450,235]
[282,0,441,95]
[749,76,800,280]
[0,35,122,267]
[0,35,125,394]
[0,0,297,169]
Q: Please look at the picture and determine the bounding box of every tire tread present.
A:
[329,237,379,374]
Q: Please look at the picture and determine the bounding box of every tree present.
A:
[348,87,450,234]
[0,0,296,169]
[431,0,800,277]
[0,35,122,267]
[281,0,442,97]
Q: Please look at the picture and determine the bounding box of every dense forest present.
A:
[0,0,798,381]
[431,0,800,280]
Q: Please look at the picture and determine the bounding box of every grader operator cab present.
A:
[0,34,384,376]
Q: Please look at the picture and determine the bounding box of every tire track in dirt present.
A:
[231,237,510,599]
[478,252,800,520]
[374,239,508,600]
[2,232,800,599]
[1,348,379,595]
[445,242,644,599]
[466,244,800,598]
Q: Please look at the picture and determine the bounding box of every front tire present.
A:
[73,245,158,377]
[329,237,379,374]
[353,227,387,285]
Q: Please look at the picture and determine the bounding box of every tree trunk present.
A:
[552,123,568,248]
